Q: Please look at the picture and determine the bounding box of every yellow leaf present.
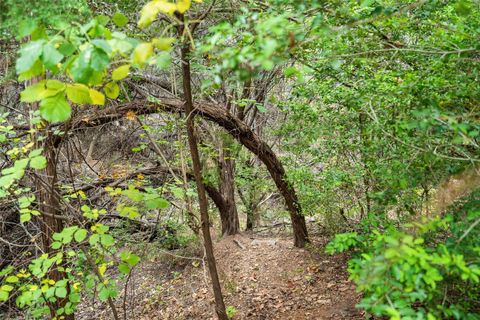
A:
[20,80,47,102]
[66,83,92,104]
[132,43,154,67]
[152,38,175,51]
[176,0,191,13]
[112,64,130,80]
[98,264,107,277]
[157,0,178,15]
[23,142,35,151]
[138,0,177,28]
[89,89,105,106]
[104,82,120,99]
[138,1,160,28]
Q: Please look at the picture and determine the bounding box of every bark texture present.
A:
[218,137,240,235]
[36,135,73,319]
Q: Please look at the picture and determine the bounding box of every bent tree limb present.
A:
[69,98,309,247]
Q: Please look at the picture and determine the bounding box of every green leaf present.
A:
[98,286,115,302]
[30,156,47,169]
[89,234,100,246]
[28,149,43,158]
[121,251,140,267]
[41,44,64,70]
[145,196,169,209]
[51,242,62,249]
[18,60,44,81]
[20,80,63,103]
[16,40,45,74]
[1,285,14,292]
[283,67,297,77]
[155,52,171,70]
[55,287,68,299]
[20,81,47,103]
[118,263,130,274]
[92,39,112,55]
[70,49,94,84]
[20,213,31,223]
[100,234,115,247]
[5,276,18,283]
[57,226,78,244]
[66,84,92,104]
[0,290,8,302]
[123,187,144,202]
[90,48,109,71]
[95,15,110,26]
[70,47,108,84]
[104,82,120,99]
[58,42,76,56]
[112,12,129,27]
[118,206,139,219]
[74,229,88,243]
[256,104,267,113]
[112,65,130,80]
[1,173,22,187]
[17,20,38,38]
[39,94,72,122]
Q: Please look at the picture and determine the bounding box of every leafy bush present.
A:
[326,212,480,319]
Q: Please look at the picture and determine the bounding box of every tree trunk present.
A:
[36,135,72,319]
[245,202,255,231]
[218,136,239,235]
[177,13,227,320]
[27,71,74,319]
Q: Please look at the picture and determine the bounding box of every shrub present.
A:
[327,212,480,319]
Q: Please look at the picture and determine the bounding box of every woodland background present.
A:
[0,0,479,319]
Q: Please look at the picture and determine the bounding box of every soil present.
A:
[79,233,363,320]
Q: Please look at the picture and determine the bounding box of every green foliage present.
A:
[0,200,145,318]
[3,0,480,318]
[0,0,90,39]
[199,10,298,84]
[327,212,480,319]
[0,1,184,317]
[15,9,175,123]
[226,305,237,319]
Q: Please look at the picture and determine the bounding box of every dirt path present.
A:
[80,233,362,319]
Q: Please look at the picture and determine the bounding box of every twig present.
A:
[457,217,480,244]
[232,239,245,249]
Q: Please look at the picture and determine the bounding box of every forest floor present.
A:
[80,233,363,320]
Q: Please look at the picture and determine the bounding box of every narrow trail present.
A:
[80,233,362,319]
